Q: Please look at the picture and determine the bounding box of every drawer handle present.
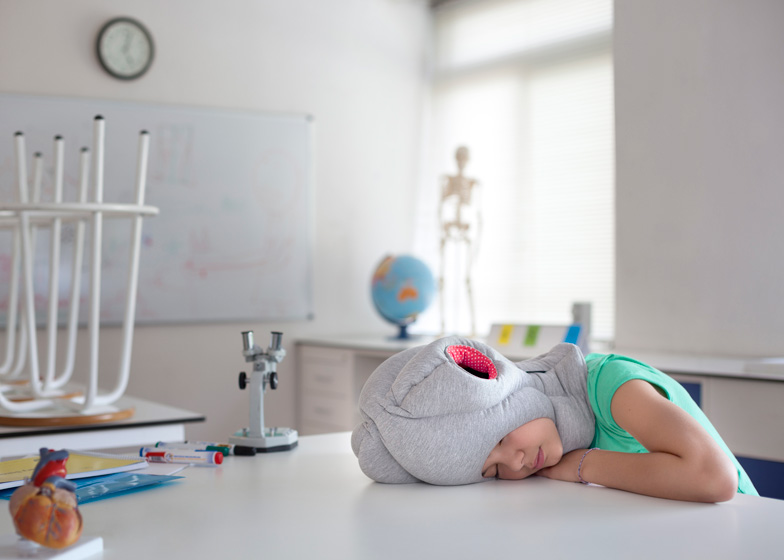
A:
[314,406,332,416]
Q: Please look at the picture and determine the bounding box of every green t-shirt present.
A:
[585,352,758,496]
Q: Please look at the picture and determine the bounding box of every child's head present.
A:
[351,336,594,485]
[481,418,563,479]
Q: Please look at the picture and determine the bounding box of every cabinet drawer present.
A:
[709,378,784,462]
[299,346,353,397]
[301,391,356,429]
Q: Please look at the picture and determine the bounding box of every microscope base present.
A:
[255,440,298,453]
[229,427,299,452]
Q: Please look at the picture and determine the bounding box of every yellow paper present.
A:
[0,451,145,490]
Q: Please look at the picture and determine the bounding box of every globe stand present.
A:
[389,322,431,342]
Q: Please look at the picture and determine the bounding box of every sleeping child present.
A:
[351,336,756,502]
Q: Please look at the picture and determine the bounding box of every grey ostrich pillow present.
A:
[351,336,594,485]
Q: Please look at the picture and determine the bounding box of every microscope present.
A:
[229,330,298,453]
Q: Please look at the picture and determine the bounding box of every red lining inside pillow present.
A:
[446,345,497,380]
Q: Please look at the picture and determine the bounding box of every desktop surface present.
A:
[0,396,205,457]
[1,432,780,559]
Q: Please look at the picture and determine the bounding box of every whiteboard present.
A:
[0,94,313,324]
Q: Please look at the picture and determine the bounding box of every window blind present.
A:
[418,0,614,341]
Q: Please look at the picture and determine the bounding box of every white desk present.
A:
[0,396,204,458]
[2,432,781,560]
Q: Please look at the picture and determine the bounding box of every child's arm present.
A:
[537,379,738,502]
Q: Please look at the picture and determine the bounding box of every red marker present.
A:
[139,448,223,465]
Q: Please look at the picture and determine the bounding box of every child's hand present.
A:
[535,449,586,483]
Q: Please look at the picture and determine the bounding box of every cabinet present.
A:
[667,374,784,463]
[668,373,784,499]
[297,339,412,435]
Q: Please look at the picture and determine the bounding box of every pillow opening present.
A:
[446,345,497,380]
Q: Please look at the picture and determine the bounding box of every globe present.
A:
[371,254,436,339]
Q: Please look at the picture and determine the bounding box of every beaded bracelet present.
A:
[577,447,599,484]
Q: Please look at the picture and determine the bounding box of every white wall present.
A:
[614,0,784,357]
[0,0,431,440]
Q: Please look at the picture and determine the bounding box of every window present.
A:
[415,0,614,342]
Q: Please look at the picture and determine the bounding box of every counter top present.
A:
[296,335,784,381]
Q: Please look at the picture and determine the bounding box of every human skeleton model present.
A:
[439,146,481,336]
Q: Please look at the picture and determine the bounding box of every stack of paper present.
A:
[0,450,185,504]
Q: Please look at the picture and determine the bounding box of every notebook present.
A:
[0,450,146,490]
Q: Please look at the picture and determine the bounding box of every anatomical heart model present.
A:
[9,448,83,549]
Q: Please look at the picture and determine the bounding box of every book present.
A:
[0,450,146,490]
[0,472,185,504]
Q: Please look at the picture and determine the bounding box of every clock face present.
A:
[97,17,154,80]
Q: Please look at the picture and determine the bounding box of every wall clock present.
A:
[96,17,155,80]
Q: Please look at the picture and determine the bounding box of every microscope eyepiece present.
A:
[270,331,283,351]
[241,331,254,352]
